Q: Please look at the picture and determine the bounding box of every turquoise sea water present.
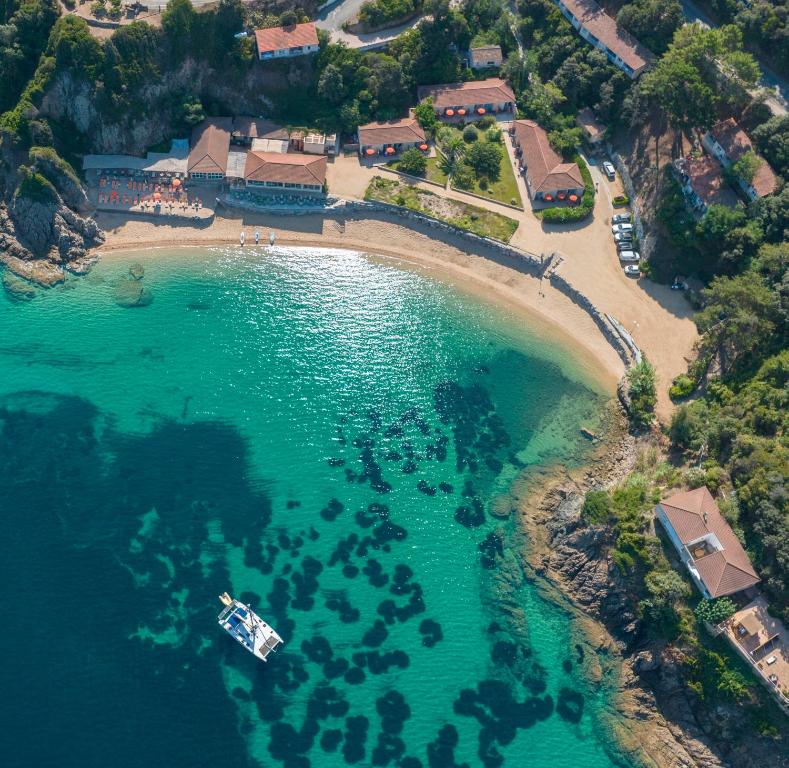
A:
[0,247,627,768]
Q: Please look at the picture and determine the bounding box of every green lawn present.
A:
[458,148,522,209]
[387,155,447,186]
[364,176,519,243]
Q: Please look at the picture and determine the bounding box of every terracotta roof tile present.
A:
[233,117,289,141]
[188,118,232,174]
[659,487,760,598]
[255,22,319,55]
[558,0,654,74]
[244,152,327,186]
[469,46,503,67]
[357,117,426,147]
[417,78,515,110]
[683,155,739,208]
[512,120,583,193]
[710,118,778,198]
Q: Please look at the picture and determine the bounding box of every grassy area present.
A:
[387,155,448,186]
[458,147,522,208]
[364,176,519,242]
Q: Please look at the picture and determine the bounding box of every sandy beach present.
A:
[95,206,697,418]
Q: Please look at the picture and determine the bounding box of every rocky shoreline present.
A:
[514,402,730,768]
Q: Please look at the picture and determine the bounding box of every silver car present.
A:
[614,231,633,243]
[612,223,634,234]
[624,265,640,277]
[612,213,631,224]
[603,161,616,180]
[619,250,640,262]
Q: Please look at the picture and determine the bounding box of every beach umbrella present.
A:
[419,143,428,151]
[477,107,486,115]
[172,178,181,188]
[366,148,375,156]
[445,109,455,116]
[543,194,553,201]
[457,108,466,116]
[568,194,578,202]
[385,147,395,154]
[557,192,566,200]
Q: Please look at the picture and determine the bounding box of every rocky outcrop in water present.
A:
[520,409,785,768]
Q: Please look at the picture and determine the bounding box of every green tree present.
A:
[465,139,502,180]
[616,0,683,55]
[641,24,760,130]
[397,147,428,175]
[318,63,345,105]
[548,125,581,156]
[521,75,565,126]
[414,97,438,132]
[462,124,478,143]
[162,0,196,59]
[626,358,657,427]
[452,163,475,189]
[695,597,737,625]
[46,14,102,81]
[696,270,777,377]
[581,490,612,524]
[751,114,789,177]
[730,149,762,184]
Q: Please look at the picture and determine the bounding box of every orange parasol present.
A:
[543,194,553,201]
[445,109,455,116]
[457,108,466,116]
[557,192,566,200]
[477,107,486,115]
[385,147,396,154]
[419,143,428,150]
[568,194,578,202]
[366,148,375,156]
[172,178,181,188]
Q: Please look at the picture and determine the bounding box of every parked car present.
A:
[612,223,634,234]
[619,250,640,262]
[624,265,640,277]
[670,276,688,290]
[612,213,631,224]
[617,240,635,252]
[603,161,616,180]
[614,231,633,243]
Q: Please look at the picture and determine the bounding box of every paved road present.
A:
[680,0,787,115]
[315,0,422,48]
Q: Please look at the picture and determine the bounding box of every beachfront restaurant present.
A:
[357,117,427,158]
[243,152,327,195]
[82,139,189,182]
[417,78,515,121]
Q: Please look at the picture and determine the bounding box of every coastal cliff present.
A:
[517,406,785,768]
[0,131,102,292]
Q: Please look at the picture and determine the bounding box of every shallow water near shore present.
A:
[0,246,627,767]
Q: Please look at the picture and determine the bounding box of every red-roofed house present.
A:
[255,22,319,61]
[188,117,232,181]
[244,152,327,194]
[417,78,515,121]
[357,117,427,156]
[511,120,584,203]
[672,155,739,214]
[702,118,779,201]
[555,0,654,78]
[656,487,760,599]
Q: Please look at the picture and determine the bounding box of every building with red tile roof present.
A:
[511,120,584,202]
[255,22,319,61]
[357,117,427,156]
[656,487,760,599]
[188,118,232,180]
[703,118,778,200]
[673,155,739,214]
[243,152,327,193]
[554,0,654,78]
[417,78,515,120]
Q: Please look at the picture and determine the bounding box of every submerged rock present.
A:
[114,279,153,308]
[2,270,37,301]
[129,262,145,280]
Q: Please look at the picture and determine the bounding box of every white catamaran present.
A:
[217,592,283,662]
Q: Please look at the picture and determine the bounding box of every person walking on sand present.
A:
[254,230,260,245]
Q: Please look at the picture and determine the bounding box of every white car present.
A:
[624,265,640,277]
[614,231,633,243]
[603,161,616,180]
[612,223,634,234]
[619,250,640,262]
[612,213,631,224]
